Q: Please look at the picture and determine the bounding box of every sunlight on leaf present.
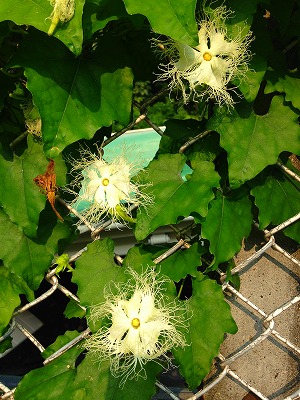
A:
[173,273,237,389]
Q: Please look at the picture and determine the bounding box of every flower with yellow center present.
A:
[84,268,187,385]
[156,6,253,106]
[66,147,152,225]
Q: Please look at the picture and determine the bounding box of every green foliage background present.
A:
[0,0,299,398]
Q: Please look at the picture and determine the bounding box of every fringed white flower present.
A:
[85,267,187,386]
[48,0,75,36]
[156,6,253,107]
[66,147,152,225]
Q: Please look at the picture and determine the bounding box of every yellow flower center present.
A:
[102,178,109,186]
[131,318,140,329]
[203,52,212,61]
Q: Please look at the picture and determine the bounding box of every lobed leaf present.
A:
[123,0,198,46]
[208,96,300,188]
[251,166,300,242]
[0,0,85,55]
[83,0,128,39]
[265,73,300,110]
[72,238,126,308]
[0,137,65,238]
[14,331,83,400]
[0,266,34,335]
[160,243,202,282]
[0,207,73,289]
[12,29,133,157]
[173,273,237,389]
[201,190,252,270]
[134,153,220,241]
[64,354,161,400]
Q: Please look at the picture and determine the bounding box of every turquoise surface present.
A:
[73,128,192,215]
[103,129,163,168]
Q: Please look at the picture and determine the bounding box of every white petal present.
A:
[105,185,123,208]
[121,326,142,355]
[175,42,200,70]
[108,302,131,342]
[94,184,106,204]
[111,178,132,200]
[197,25,210,54]
[138,292,156,322]
[210,30,238,57]
[84,179,101,200]
[124,291,143,319]
[139,319,170,354]
[210,57,231,84]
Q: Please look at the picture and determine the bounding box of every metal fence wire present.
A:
[0,105,299,400]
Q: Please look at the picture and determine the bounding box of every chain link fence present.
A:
[0,101,299,400]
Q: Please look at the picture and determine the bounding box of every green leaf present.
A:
[158,119,198,155]
[64,298,86,319]
[250,166,300,242]
[0,207,73,289]
[12,29,133,157]
[0,0,85,55]
[201,190,252,270]
[208,96,300,188]
[223,0,259,37]
[0,137,56,238]
[134,154,220,241]
[123,245,156,269]
[0,265,34,335]
[173,273,237,389]
[160,243,202,282]
[0,70,15,112]
[122,0,198,46]
[237,55,267,102]
[42,330,81,358]
[265,73,300,110]
[72,238,126,308]
[64,354,161,399]
[83,0,128,39]
[14,331,83,400]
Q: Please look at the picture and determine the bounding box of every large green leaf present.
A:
[123,245,156,269]
[208,96,300,188]
[265,73,300,110]
[83,0,128,39]
[201,190,252,269]
[160,243,202,282]
[173,273,237,389]
[0,207,73,289]
[223,0,260,37]
[0,266,34,335]
[14,331,83,400]
[0,137,64,238]
[251,166,300,242]
[72,238,126,308]
[12,29,133,157]
[237,55,267,102]
[0,0,85,56]
[122,0,198,46]
[134,154,220,241]
[65,354,161,400]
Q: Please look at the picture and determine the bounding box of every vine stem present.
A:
[9,131,29,148]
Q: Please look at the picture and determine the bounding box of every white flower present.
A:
[84,267,187,385]
[48,0,75,35]
[156,6,253,106]
[66,147,152,225]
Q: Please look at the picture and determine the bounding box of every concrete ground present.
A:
[153,229,300,400]
[203,229,300,400]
